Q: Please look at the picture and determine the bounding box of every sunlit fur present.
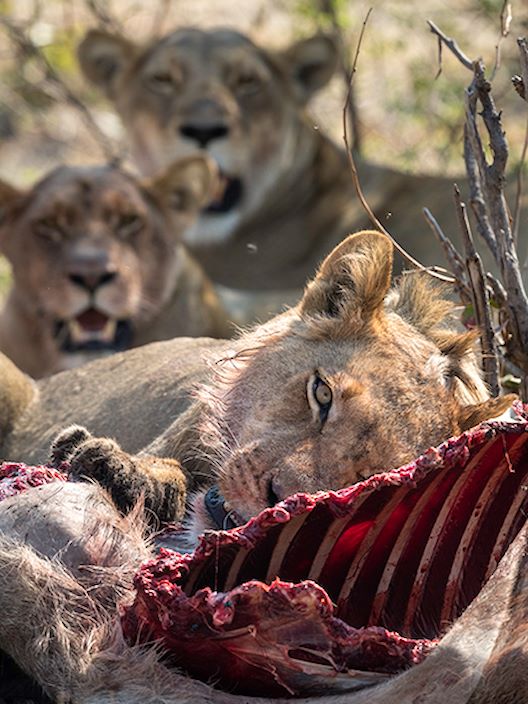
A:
[193,232,511,524]
[0,159,229,377]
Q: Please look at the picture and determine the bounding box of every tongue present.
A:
[75,309,109,332]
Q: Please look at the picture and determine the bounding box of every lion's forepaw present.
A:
[49,425,93,468]
[68,437,127,483]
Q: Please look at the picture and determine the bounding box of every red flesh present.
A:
[123,404,528,696]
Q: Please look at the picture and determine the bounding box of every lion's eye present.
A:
[116,213,143,239]
[307,372,333,426]
[147,72,176,94]
[235,73,262,95]
[315,380,332,406]
[33,218,64,244]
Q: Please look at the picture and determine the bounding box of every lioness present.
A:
[0,230,518,704]
[0,231,512,536]
[0,157,231,378]
[77,27,526,302]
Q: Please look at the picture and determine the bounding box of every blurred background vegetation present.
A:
[0,0,527,184]
[0,0,526,298]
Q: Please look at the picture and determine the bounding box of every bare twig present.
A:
[343,9,455,284]
[319,0,362,154]
[464,127,499,259]
[454,185,500,395]
[468,61,528,381]
[0,16,119,162]
[423,207,470,299]
[427,19,528,398]
[513,37,528,243]
[427,20,473,72]
[514,37,528,102]
[490,0,512,81]
[84,0,121,32]
[433,31,443,80]
[512,75,526,101]
[513,114,528,245]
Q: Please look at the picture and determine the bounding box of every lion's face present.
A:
[0,158,215,364]
[78,28,337,247]
[195,232,511,526]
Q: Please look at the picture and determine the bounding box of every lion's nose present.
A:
[69,270,117,293]
[179,123,229,148]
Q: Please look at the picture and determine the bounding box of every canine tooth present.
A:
[68,320,86,343]
[100,318,117,342]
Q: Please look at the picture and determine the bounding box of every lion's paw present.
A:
[49,425,93,468]
[67,437,130,484]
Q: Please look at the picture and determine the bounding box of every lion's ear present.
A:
[78,29,136,99]
[0,179,24,229]
[281,34,338,104]
[458,394,518,431]
[300,231,394,322]
[146,156,218,216]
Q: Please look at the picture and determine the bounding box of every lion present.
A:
[0,230,520,704]
[0,231,513,533]
[77,26,525,311]
[0,157,231,378]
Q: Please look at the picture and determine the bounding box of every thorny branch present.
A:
[343,9,455,284]
[0,15,120,162]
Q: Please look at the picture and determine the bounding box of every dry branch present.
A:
[453,185,500,395]
[426,17,528,400]
[489,0,512,81]
[84,0,122,32]
[427,21,473,74]
[513,37,528,102]
[422,207,470,301]
[0,15,120,162]
[513,37,528,243]
[343,9,455,284]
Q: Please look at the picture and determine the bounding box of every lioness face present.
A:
[78,28,337,247]
[198,232,510,524]
[0,158,215,364]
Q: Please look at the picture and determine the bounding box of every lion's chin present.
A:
[54,308,133,354]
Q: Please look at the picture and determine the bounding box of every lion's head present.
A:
[189,231,513,533]
[78,27,338,248]
[0,157,216,369]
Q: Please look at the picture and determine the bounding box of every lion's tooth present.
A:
[68,320,85,343]
[100,318,117,342]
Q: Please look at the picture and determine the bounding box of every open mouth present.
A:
[124,404,528,696]
[204,171,243,214]
[54,308,133,354]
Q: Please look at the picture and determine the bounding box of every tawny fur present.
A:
[0,231,514,535]
[0,159,231,378]
[77,27,525,309]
